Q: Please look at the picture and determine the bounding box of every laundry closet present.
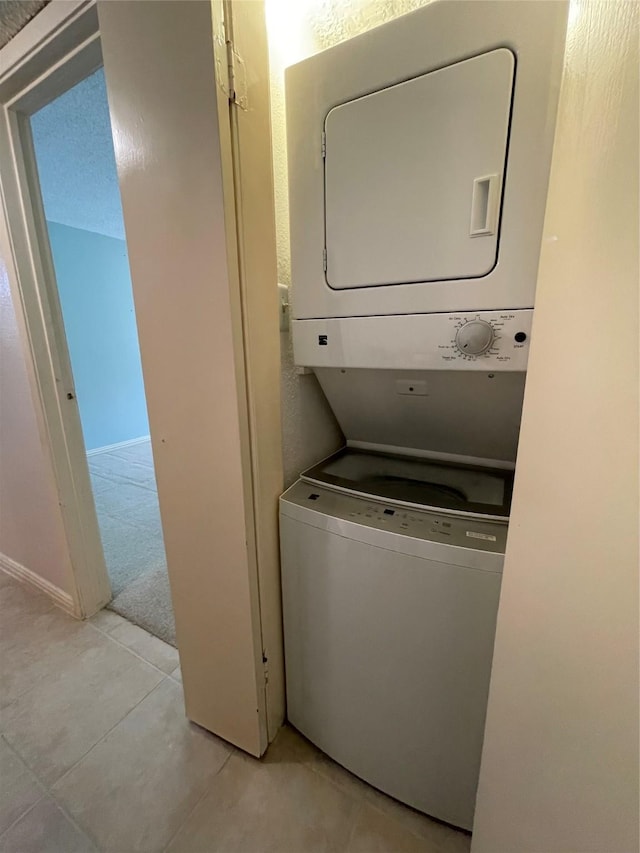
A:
[276,0,568,832]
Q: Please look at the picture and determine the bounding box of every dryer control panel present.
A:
[292,309,533,371]
[442,311,533,366]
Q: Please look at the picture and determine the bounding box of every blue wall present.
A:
[47,221,149,451]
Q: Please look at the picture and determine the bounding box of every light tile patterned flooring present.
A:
[0,574,471,853]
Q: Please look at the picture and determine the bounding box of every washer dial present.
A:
[455,320,495,356]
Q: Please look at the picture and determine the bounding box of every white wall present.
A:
[472,2,639,850]
[267,0,433,484]
[0,247,74,594]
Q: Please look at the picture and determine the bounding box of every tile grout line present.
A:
[48,798,101,852]
[0,735,48,841]
[85,618,177,677]
[0,737,99,850]
[159,748,236,853]
[1,676,167,798]
[1,606,172,723]
[2,680,174,852]
[0,795,47,844]
[45,678,171,799]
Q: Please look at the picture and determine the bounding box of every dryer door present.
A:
[324,49,514,289]
[285,0,568,320]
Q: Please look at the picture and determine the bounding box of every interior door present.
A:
[97,0,281,756]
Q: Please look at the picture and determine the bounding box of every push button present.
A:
[514,332,527,343]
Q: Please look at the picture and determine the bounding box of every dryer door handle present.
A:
[470,174,500,237]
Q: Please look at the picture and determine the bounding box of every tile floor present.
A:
[0,574,472,853]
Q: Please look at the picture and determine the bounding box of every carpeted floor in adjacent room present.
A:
[88,439,176,646]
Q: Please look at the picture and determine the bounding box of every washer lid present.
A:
[301,447,513,519]
[324,48,515,289]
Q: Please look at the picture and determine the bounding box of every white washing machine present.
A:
[280,449,510,830]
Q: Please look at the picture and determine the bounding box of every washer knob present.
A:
[455,320,495,356]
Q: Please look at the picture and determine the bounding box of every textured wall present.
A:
[30,68,125,240]
[266,0,431,485]
[472,1,639,849]
[0,0,49,48]
[47,222,149,451]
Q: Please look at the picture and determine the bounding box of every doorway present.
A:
[29,68,175,645]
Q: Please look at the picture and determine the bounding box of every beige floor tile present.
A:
[0,607,98,711]
[53,678,231,853]
[170,664,182,682]
[0,578,55,635]
[107,620,179,674]
[1,629,163,785]
[347,802,439,852]
[0,738,43,836]
[267,722,324,764]
[284,726,471,852]
[0,796,95,853]
[166,743,357,853]
[88,607,128,634]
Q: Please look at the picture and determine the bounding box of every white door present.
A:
[0,0,283,757]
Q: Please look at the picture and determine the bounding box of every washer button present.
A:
[514,332,527,343]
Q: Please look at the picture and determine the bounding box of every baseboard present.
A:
[86,435,150,457]
[0,553,76,616]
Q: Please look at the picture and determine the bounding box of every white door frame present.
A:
[0,1,111,618]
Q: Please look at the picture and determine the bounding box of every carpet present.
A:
[89,440,176,646]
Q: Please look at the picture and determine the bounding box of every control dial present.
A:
[455,320,495,356]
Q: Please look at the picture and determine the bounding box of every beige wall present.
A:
[266,0,432,484]
[472,2,639,850]
[0,246,73,593]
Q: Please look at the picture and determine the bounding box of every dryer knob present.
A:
[455,320,495,356]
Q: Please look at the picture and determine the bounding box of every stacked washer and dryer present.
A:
[279,1,568,831]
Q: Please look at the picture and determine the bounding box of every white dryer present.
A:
[286,0,568,350]
[280,449,510,830]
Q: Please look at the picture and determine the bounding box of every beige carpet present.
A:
[89,440,176,646]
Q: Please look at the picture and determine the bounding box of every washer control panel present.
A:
[283,482,508,554]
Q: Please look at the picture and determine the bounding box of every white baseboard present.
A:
[0,553,76,616]
[86,435,151,457]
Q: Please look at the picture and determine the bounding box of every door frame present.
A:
[0,0,285,749]
[0,1,111,618]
